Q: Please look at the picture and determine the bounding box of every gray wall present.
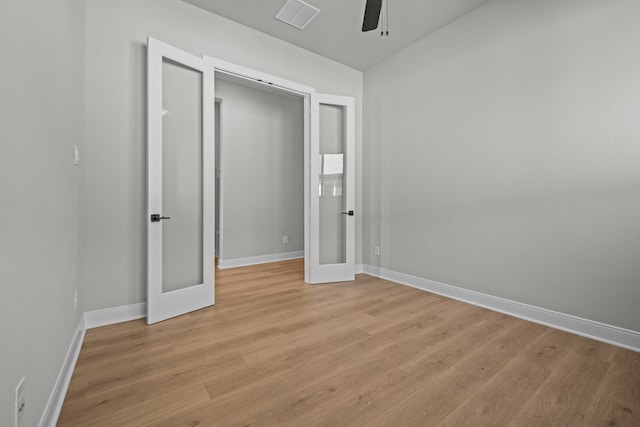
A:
[83,0,363,311]
[216,79,304,261]
[0,0,85,425]
[364,0,640,331]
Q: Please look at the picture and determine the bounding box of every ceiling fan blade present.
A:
[362,0,383,32]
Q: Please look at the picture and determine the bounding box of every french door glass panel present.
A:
[161,59,204,293]
[319,105,346,265]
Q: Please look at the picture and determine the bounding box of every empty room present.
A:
[1,0,639,426]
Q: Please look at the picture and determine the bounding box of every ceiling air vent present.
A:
[275,0,320,30]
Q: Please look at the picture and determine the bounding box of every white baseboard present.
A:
[355,263,364,274]
[40,303,148,426]
[38,315,86,427]
[217,251,304,269]
[84,302,147,329]
[363,265,640,353]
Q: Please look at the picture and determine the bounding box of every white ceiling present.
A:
[182,0,491,71]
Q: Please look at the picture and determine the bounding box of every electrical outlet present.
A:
[282,235,289,245]
[74,145,80,166]
[74,288,78,309]
[15,377,25,427]
[374,245,380,256]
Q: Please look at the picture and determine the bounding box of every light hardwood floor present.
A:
[59,259,640,426]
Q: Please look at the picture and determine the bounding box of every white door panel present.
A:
[309,94,355,284]
[147,37,214,324]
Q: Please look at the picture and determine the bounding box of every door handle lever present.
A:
[341,210,354,216]
[150,214,171,222]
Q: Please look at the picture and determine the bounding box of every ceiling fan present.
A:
[362,0,385,33]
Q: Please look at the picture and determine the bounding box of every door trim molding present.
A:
[204,56,314,96]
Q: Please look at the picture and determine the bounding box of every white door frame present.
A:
[203,56,317,283]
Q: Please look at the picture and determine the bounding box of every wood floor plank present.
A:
[585,347,640,427]
[399,319,505,381]
[455,318,548,382]
[521,327,582,367]
[60,350,245,426]
[268,337,436,426]
[58,259,640,426]
[203,326,370,401]
[510,349,611,426]
[276,367,423,427]
[373,367,484,426]
[58,383,211,427]
[439,354,553,426]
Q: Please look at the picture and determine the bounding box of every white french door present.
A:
[309,94,356,284]
[147,37,215,324]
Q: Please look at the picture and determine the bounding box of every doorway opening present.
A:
[213,73,305,272]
